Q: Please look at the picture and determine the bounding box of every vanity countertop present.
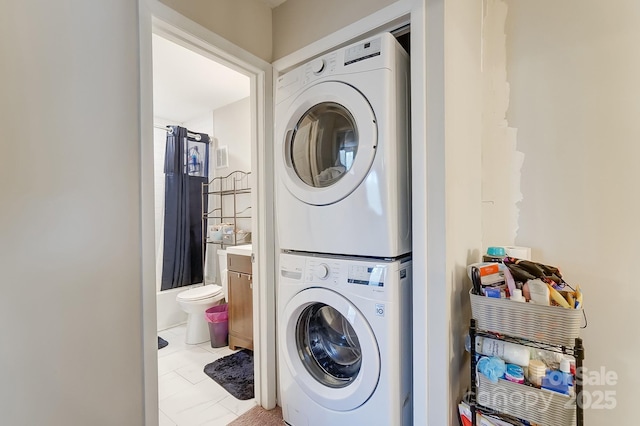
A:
[226,244,252,257]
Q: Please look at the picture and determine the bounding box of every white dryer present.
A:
[278,252,412,426]
[275,33,411,258]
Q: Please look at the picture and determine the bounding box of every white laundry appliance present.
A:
[278,252,412,426]
[275,33,411,258]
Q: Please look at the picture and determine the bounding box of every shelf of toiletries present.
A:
[462,249,585,426]
[468,252,584,347]
[468,323,583,426]
[469,289,583,347]
[201,170,252,250]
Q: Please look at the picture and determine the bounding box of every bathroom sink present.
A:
[226,244,252,257]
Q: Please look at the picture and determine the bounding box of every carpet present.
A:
[228,405,284,426]
[204,349,254,400]
[158,336,168,350]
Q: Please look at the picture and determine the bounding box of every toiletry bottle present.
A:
[560,358,574,396]
[510,288,525,303]
[465,335,530,367]
[526,278,550,305]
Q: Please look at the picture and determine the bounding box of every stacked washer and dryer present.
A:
[275,33,412,426]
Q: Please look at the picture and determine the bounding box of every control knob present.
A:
[310,58,325,74]
[316,263,330,279]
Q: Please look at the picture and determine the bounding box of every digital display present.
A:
[344,38,382,66]
[348,265,386,287]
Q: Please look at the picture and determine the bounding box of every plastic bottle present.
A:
[510,288,525,303]
[465,335,530,367]
[527,278,550,305]
[560,358,574,396]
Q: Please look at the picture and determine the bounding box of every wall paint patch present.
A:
[481,0,523,248]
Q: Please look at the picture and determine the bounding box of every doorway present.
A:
[152,33,251,328]
[139,4,277,426]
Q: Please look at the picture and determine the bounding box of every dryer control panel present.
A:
[275,33,401,105]
[344,38,382,66]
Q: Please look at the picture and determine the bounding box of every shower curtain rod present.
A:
[154,124,210,142]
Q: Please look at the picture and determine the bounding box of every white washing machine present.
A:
[278,252,412,426]
[275,33,411,258]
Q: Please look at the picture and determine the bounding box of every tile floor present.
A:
[158,324,256,426]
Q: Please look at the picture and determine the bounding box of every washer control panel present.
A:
[347,264,386,287]
[306,258,340,283]
[280,253,391,288]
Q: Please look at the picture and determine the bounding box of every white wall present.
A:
[271,0,397,60]
[481,0,522,249]
[482,0,640,423]
[213,97,252,176]
[212,97,252,236]
[0,1,145,425]
[159,0,273,62]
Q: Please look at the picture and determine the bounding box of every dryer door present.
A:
[278,81,377,206]
[281,287,380,411]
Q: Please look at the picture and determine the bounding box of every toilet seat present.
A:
[177,285,223,302]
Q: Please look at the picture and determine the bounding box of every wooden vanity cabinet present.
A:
[227,254,253,350]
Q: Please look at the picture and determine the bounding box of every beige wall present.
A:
[0,1,145,424]
[271,0,397,60]
[159,0,273,62]
[445,0,483,423]
[212,97,253,236]
[213,97,252,176]
[497,0,639,423]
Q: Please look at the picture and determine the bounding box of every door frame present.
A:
[138,1,277,424]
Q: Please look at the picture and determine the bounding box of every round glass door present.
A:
[278,81,377,206]
[291,103,358,189]
[282,287,380,411]
[296,303,362,388]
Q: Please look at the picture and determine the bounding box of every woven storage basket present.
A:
[477,374,576,426]
[470,290,582,347]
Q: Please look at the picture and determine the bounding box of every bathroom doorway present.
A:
[139,4,277,425]
[152,32,251,328]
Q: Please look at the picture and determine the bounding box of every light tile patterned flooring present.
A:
[158,324,256,426]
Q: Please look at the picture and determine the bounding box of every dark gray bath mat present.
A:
[204,349,254,400]
[158,336,168,349]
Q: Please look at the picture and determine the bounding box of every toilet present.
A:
[175,249,229,345]
[176,285,225,344]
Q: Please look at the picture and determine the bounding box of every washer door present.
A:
[282,287,380,411]
[279,81,377,206]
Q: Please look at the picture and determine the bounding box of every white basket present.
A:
[477,374,576,426]
[470,290,582,347]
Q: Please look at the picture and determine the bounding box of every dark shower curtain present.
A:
[161,126,209,291]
